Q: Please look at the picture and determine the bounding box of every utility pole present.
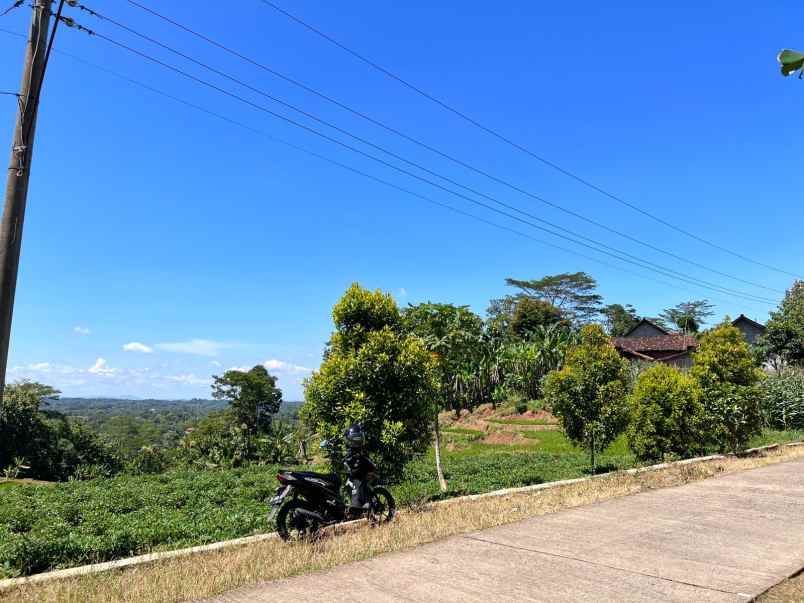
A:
[0,1,55,401]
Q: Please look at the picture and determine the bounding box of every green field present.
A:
[0,429,800,579]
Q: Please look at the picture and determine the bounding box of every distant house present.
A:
[731,314,766,346]
[612,319,698,369]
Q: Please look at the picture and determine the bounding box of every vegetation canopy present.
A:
[303,284,439,476]
[543,324,630,470]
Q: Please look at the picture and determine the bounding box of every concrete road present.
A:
[208,458,804,602]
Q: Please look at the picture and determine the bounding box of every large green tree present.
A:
[403,302,484,490]
[763,281,804,366]
[212,365,282,436]
[303,284,439,478]
[659,300,714,334]
[601,303,640,337]
[505,272,602,325]
[543,325,630,470]
[403,302,484,413]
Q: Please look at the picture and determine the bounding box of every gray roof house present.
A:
[731,314,766,346]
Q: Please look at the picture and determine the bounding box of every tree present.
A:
[303,284,439,479]
[601,303,640,337]
[543,325,630,470]
[404,302,485,490]
[627,363,706,461]
[212,365,282,437]
[505,272,602,325]
[509,297,565,339]
[763,281,804,367]
[0,381,120,480]
[659,300,714,334]
[690,322,764,452]
[403,302,484,414]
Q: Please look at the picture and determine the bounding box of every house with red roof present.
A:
[612,319,698,369]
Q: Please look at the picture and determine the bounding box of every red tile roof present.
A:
[612,334,698,353]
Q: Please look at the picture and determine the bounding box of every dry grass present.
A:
[3,447,803,603]
[759,570,804,602]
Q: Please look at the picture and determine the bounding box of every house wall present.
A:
[628,323,667,338]
[660,353,693,370]
[734,321,765,346]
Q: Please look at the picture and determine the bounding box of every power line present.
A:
[59,7,782,302]
[0,29,768,311]
[0,1,23,18]
[0,27,774,312]
[63,21,777,305]
[118,1,783,297]
[256,0,803,282]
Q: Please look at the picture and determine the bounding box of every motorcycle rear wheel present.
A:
[368,486,396,524]
[276,499,320,541]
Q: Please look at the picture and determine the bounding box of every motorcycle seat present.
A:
[286,471,340,486]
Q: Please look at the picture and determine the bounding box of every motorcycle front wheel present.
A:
[276,499,320,541]
[368,486,396,524]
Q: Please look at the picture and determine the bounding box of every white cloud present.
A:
[88,357,119,376]
[399,287,408,298]
[123,342,154,354]
[227,366,251,373]
[263,359,313,375]
[210,360,222,367]
[165,373,211,386]
[73,326,91,335]
[30,362,51,371]
[155,339,232,357]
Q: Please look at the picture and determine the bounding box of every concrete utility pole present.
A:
[0,1,54,401]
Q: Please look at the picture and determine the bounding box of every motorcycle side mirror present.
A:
[319,439,329,450]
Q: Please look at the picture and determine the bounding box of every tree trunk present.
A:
[434,420,448,492]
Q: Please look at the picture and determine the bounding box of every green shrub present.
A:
[691,323,764,452]
[627,363,706,461]
[514,399,529,414]
[303,284,439,478]
[760,369,804,430]
[543,325,630,470]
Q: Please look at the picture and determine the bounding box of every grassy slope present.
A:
[5,447,804,603]
[0,427,801,579]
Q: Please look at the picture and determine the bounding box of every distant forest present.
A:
[47,397,303,458]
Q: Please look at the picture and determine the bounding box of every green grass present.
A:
[486,418,555,426]
[747,429,804,448]
[0,429,799,579]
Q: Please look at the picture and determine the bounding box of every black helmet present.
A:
[344,423,365,449]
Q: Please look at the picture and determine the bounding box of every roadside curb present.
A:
[0,441,800,591]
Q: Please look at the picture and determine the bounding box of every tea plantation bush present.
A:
[0,466,282,577]
[760,369,804,430]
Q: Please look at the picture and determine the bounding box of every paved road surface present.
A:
[207,458,804,602]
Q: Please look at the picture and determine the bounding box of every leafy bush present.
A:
[691,323,764,452]
[627,364,706,461]
[0,382,121,481]
[303,284,439,477]
[543,324,630,469]
[759,369,804,430]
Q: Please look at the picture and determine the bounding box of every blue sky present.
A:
[1,1,802,400]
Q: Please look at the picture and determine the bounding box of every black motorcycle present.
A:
[269,443,395,541]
